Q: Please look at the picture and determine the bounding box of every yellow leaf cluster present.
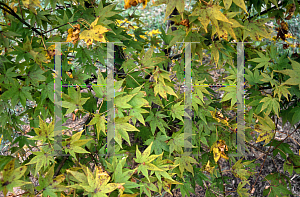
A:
[204,161,215,173]
[22,0,42,13]
[145,29,161,37]
[211,140,229,163]
[46,44,55,60]
[79,18,110,46]
[124,0,148,9]
[66,24,80,45]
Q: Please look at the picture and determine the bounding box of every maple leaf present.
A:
[61,87,90,115]
[64,130,91,159]
[275,58,300,89]
[237,181,250,197]
[259,95,280,117]
[210,140,229,163]
[134,142,164,182]
[145,111,170,135]
[249,51,271,70]
[0,160,31,196]
[26,147,55,175]
[115,116,140,148]
[255,114,275,145]
[273,84,291,102]
[218,85,237,109]
[80,17,110,46]
[66,24,80,45]
[88,114,106,139]
[144,131,170,155]
[232,159,253,181]
[30,116,54,143]
[67,165,125,196]
[154,81,177,100]
[174,154,198,178]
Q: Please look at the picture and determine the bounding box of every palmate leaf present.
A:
[88,114,106,139]
[254,114,275,145]
[174,155,198,178]
[232,159,253,181]
[67,165,124,197]
[64,130,91,159]
[144,131,170,155]
[115,116,139,148]
[154,81,177,100]
[218,86,237,109]
[145,111,170,135]
[249,51,271,70]
[30,116,54,142]
[259,95,280,117]
[237,181,250,197]
[134,142,164,182]
[0,160,31,196]
[275,58,300,89]
[61,87,90,115]
[26,147,55,176]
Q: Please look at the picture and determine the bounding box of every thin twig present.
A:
[43,20,78,34]
[0,2,43,37]
[217,160,226,197]
[54,156,69,177]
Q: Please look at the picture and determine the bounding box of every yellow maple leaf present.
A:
[80,19,110,46]
[211,140,229,162]
[204,161,215,173]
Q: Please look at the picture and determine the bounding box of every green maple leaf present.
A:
[40,81,55,103]
[152,153,179,183]
[69,69,91,85]
[115,94,135,109]
[129,107,149,126]
[61,87,90,115]
[36,165,67,196]
[249,51,271,70]
[273,84,291,102]
[112,159,140,193]
[218,86,237,109]
[144,132,170,155]
[30,116,54,142]
[237,181,250,197]
[0,66,19,84]
[259,95,280,116]
[145,111,170,135]
[232,159,253,181]
[134,142,164,182]
[0,160,31,195]
[26,147,55,175]
[275,58,300,89]
[170,101,185,122]
[88,114,106,139]
[64,130,91,159]
[115,116,139,148]
[174,155,198,178]
[245,68,264,86]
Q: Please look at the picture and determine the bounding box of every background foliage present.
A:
[0,0,300,196]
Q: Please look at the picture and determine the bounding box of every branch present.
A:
[248,1,300,20]
[0,2,43,37]
[43,20,78,34]
[54,155,69,177]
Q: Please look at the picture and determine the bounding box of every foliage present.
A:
[0,0,300,196]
